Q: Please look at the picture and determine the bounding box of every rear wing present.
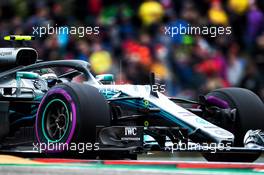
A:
[4,35,35,41]
[0,35,37,68]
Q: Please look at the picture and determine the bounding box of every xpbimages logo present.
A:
[164,142,232,153]
[32,24,100,37]
[164,24,232,38]
[33,141,100,153]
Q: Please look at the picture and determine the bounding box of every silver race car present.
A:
[0,35,263,162]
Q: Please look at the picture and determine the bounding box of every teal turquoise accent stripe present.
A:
[110,95,194,132]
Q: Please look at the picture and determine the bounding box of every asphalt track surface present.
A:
[0,153,263,175]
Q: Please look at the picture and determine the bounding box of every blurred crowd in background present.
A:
[0,0,263,100]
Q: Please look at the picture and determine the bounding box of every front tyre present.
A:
[203,88,264,162]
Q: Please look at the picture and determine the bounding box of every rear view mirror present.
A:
[96,74,114,84]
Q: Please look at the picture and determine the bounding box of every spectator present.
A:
[0,0,263,100]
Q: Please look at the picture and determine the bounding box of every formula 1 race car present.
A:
[0,35,264,162]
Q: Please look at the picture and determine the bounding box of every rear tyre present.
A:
[35,83,110,153]
[203,88,264,162]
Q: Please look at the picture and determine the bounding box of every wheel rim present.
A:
[42,99,70,142]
